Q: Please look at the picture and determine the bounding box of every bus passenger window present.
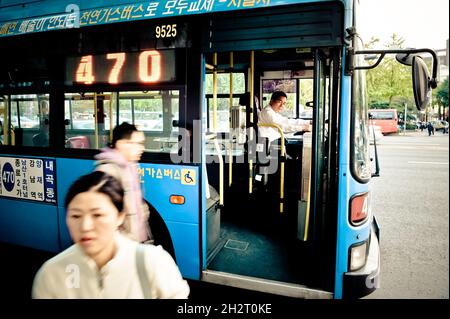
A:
[118,91,180,154]
[64,92,115,150]
[63,91,181,153]
[7,94,50,147]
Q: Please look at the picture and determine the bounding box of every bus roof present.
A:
[0,0,348,38]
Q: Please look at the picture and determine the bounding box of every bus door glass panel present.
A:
[310,50,328,240]
[262,79,297,118]
[299,78,314,119]
[325,59,335,182]
[206,97,240,133]
[351,37,371,180]
[205,73,245,133]
[9,94,49,147]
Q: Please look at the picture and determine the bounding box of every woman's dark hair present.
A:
[65,171,124,212]
[111,122,139,148]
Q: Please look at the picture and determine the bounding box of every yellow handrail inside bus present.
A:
[256,123,286,214]
[303,154,312,241]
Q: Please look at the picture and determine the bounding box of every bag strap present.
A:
[136,244,151,298]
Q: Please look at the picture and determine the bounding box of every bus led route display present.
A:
[0,156,56,204]
[65,50,176,85]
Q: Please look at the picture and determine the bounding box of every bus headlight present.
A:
[349,240,368,271]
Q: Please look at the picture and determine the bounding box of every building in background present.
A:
[422,39,449,121]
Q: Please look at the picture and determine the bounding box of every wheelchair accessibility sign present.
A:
[181,169,196,186]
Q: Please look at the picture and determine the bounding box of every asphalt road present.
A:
[365,130,449,299]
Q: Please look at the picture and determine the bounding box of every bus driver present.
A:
[258,91,311,159]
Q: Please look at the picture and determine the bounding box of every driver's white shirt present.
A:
[258,105,309,142]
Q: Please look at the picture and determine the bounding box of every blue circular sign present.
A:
[2,162,15,192]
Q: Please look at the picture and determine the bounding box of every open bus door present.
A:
[202,48,335,298]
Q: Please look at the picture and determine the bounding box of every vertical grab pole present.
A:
[303,154,312,240]
[229,52,234,186]
[5,96,13,145]
[279,136,285,214]
[109,93,114,144]
[94,93,99,149]
[249,51,254,194]
[212,53,218,133]
[2,104,6,142]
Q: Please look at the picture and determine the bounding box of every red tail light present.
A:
[350,192,369,225]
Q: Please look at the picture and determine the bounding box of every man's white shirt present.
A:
[258,105,310,142]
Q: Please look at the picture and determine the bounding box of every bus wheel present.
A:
[146,201,176,261]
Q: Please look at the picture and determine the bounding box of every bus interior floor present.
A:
[207,217,310,286]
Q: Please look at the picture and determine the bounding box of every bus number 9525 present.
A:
[155,24,177,38]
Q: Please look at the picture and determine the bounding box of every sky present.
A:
[358,0,449,50]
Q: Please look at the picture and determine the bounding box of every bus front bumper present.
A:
[343,217,380,299]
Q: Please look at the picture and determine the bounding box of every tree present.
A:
[365,34,415,115]
[434,78,449,120]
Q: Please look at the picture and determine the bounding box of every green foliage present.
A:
[368,101,389,109]
[435,78,449,107]
[365,34,416,115]
[205,73,246,95]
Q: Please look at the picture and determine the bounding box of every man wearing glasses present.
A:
[94,122,154,244]
[258,91,311,159]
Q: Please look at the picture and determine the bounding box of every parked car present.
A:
[431,120,449,133]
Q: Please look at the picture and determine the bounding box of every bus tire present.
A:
[145,201,176,262]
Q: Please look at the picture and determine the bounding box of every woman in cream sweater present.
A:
[32,171,189,299]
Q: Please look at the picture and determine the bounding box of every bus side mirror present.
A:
[396,53,432,111]
[355,48,438,111]
[412,56,431,111]
[395,52,414,66]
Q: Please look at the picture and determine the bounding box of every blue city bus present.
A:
[0,0,437,299]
